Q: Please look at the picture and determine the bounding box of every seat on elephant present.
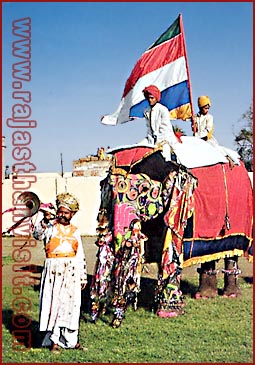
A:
[111,145,180,181]
[174,136,240,168]
[108,135,241,169]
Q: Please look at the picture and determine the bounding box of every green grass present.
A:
[1,276,253,363]
[2,255,14,266]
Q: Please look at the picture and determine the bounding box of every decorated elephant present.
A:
[90,141,253,327]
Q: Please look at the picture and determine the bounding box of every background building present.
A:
[2,160,110,236]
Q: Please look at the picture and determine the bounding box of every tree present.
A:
[234,104,253,171]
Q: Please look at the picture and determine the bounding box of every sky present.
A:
[2,1,253,173]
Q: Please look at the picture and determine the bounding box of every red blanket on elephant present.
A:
[190,162,253,239]
[111,146,253,265]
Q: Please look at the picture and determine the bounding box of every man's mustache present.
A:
[56,216,69,222]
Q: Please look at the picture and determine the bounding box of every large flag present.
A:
[101,14,194,127]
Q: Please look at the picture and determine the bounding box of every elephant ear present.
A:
[113,146,154,169]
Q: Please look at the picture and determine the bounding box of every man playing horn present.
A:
[33,192,87,353]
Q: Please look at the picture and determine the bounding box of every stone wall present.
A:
[2,169,253,236]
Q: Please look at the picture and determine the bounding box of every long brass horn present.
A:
[16,191,41,217]
[3,191,41,234]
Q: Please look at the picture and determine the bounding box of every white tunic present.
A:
[194,112,214,139]
[138,102,179,161]
[141,103,178,146]
[33,221,87,348]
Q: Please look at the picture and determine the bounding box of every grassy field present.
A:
[1,237,253,363]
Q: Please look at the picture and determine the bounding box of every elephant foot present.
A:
[157,306,185,318]
[195,277,218,299]
[195,290,217,300]
[196,262,218,299]
[222,283,240,298]
[157,310,179,318]
[223,292,238,298]
[222,257,241,298]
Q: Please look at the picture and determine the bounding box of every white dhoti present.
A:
[39,257,83,349]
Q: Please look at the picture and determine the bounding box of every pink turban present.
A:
[143,85,161,102]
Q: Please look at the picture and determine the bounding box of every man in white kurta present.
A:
[33,193,87,352]
[139,85,179,161]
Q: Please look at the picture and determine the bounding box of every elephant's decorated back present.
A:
[97,146,253,266]
[97,146,197,266]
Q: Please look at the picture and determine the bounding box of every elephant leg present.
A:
[222,256,241,298]
[195,261,218,299]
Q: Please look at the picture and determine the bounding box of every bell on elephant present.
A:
[195,260,219,299]
[222,256,241,298]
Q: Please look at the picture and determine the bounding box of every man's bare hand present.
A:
[81,282,87,290]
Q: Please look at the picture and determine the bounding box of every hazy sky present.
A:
[2,2,252,172]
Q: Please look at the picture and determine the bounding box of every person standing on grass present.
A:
[33,193,87,353]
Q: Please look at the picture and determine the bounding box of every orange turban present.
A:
[143,85,161,102]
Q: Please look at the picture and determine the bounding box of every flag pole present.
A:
[179,13,196,135]
[60,152,64,177]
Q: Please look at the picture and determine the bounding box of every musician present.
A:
[33,193,87,353]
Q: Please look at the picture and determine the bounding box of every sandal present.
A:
[50,343,60,354]
[73,343,88,351]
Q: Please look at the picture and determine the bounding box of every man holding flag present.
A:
[101,14,194,129]
[100,14,235,168]
[138,85,180,161]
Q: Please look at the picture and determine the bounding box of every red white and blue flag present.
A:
[101,14,193,126]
